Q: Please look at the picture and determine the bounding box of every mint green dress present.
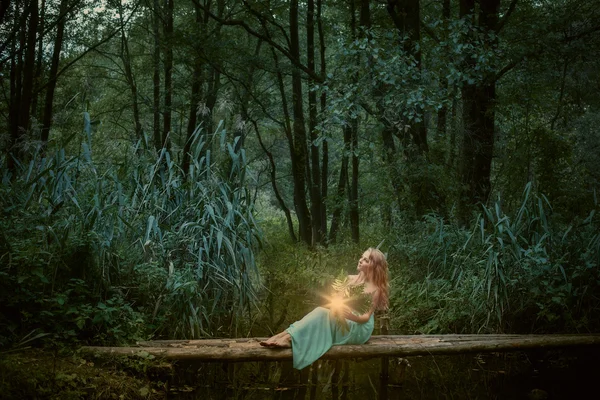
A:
[285,306,375,370]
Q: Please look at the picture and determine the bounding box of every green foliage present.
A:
[390,183,600,334]
[0,122,260,345]
[0,349,166,399]
[329,271,372,333]
[251,224,371,336]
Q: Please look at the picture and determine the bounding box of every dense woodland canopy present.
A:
[1,0,600,347]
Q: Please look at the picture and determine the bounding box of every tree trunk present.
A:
[307,0,323,245]
[349,119,359,243]
[331,0,361,243]
[118,1,143,145]
[317,0,328,242]
[290,0,312,244]
[183,1,204,175]
[386,0,428,154]
[7,6,20,171]
[199,0,225,151]
[31,0,46,120]
[329,123,350,243]
[9,2,26,164]
[270,45,299,242]
[0,0,10,25]
[230,38,261,180]
[347,0,373,243]
[459,0,500,217]
[253,120,297,242]
[162,0,173,149]
[152,0,161,151]
[436,0,451,139]
[40,0,67,144]
[381,124,403,207]
[17,0,38,139]
[82,334,600,361]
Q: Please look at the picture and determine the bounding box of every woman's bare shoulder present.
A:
[347,274,361,285]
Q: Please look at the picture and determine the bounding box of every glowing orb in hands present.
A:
[325,293,348,313]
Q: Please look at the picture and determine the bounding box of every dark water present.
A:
[167,347,600,399]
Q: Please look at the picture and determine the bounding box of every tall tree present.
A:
[40,0,67,144]
[307,0,324,244]
[436,0,451,139]
[183,0,204,175]
[151,0,161,151]
[117,0,144,145]
[317,0,328,241]
[290,0,312,244]
[330,0,362,243]
[162,0,173,149]
[386,0,428,154]
[4,0,38,172]
[459,0,500,219]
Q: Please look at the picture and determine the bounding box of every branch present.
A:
[496,0,519,33]
[492,55,524,83]
[34,0,141,95]
[565,24,600,42]
[241,0,291,50]
[385,1,404,33]
[191,0,323,83]
[421,21,440,43]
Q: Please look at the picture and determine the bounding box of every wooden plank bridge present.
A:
[82,334,600,362]
[82,334,600,400]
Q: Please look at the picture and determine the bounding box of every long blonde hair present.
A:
[365,248,389,310]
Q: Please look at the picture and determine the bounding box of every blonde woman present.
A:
[260,248,390,370]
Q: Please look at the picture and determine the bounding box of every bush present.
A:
[389,183,600,333]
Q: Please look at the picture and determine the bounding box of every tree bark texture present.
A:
[307,0,323,244]
[386,0,428,154]
[253,120,297,242]
[329,124,351,243]
[30,0,46,121]
[162,0,174,149]
[317,0,328,241]
[118,2,143,145]
[436,0,451,139]
[459,0,500,216]
[183,2,204,175]
[40,0,66,144]
[17,0,38,138]
[290,0,312,244]
[8,0,38,159]
[152,0,161,151]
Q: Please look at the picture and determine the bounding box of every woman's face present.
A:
[357,250,371,273]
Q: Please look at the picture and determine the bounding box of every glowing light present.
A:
[323,292,350,315]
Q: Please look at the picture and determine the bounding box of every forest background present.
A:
[1,0,600,352]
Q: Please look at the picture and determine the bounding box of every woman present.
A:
[260,248,389,370]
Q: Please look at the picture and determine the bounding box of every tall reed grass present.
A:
[0,120,260,343]
[390,183,600,333]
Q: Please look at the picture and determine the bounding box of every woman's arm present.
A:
[342,290,380,324]
[343,308,374,324]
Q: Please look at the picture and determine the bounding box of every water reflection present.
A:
[168,347,600,399]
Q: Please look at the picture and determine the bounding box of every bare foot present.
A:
[260,331,287,347]
[271,332,291,348]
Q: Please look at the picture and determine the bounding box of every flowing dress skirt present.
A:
[285,306,375,370]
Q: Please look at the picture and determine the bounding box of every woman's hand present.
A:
[343,310,370,324]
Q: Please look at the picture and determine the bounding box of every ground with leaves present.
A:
[0,349,169,400]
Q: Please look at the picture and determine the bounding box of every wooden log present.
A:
[81,334,600,362]
[379,316,389,400]
[331,360,340,400]
[309,361,318,400]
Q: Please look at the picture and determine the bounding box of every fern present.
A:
[327,270,372,334]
